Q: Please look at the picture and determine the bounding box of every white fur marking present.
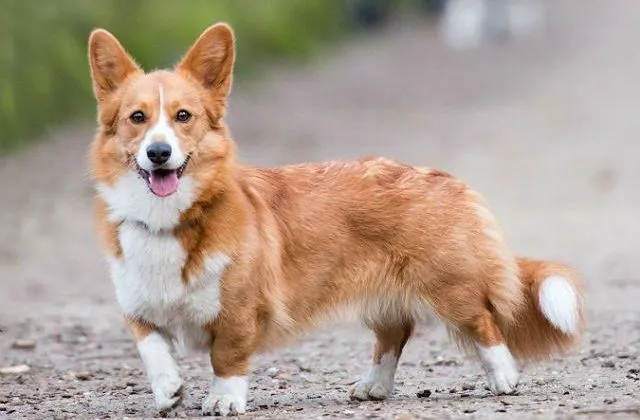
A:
[477,344,519,394]
[539,276,579,334]
[202,375,249,416]
[137,332,183,411]
[136,85,186,171]
[351,352,397,400]
[97,171,196,231]
[110,221,230,352]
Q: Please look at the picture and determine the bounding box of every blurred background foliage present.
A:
[0,0,347,153]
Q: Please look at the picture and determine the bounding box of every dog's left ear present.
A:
[177,23,235,100]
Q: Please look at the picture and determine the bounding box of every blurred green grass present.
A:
[0,0,346,153]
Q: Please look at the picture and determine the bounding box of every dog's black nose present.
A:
[146,143,172,165]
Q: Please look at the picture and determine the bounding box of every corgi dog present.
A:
[88,23,583,416]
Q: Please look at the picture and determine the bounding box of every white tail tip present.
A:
[538,276,579,334]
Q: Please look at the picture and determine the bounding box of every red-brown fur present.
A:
[88,23,584,410]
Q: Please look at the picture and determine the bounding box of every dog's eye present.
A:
[129,111,146,124]
[175,110,192,123]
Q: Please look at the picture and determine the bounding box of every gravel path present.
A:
[1,1,639,418]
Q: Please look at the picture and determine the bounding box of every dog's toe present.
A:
[350,379,391,401]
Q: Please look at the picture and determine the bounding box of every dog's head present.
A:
[88,24,236,201]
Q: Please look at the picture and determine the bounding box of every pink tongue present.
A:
[149,170,179,197]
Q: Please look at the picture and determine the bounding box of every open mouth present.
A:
[136,156,190,197]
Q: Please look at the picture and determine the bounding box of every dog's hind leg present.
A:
[350,321,414,401]
[455,309,520,395]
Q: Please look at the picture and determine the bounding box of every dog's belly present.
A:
[109,221,230,352]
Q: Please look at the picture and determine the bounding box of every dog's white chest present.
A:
[108,221,230,351]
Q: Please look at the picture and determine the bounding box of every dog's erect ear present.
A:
[88,29,141,102]
[176,23,235,99]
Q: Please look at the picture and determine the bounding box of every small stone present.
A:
[0,364,30,374]
[461,382,476,391]
[463,409,476,413]
[394,414,416,420]
[74,371,91,381]
[277,372,292,380]
[604,397,617,405]
[434,359,461,367]
[601,360,616,368]
[297,364,312,372]
[266,367,279,377]
[12,339,36,350]
[416,389,432,398]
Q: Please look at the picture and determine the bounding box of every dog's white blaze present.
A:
[136,85,186,171]
[109,221,230,352]
[203,375,249,416]
[539,276,579,334]
[97,171,196,231]
[137,331,183,409]
[477,344,519,394]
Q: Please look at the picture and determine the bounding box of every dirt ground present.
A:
[1,1,640,419]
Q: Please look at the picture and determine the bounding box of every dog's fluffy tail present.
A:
[494,257,584,361]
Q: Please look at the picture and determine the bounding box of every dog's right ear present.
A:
[88,29,141,102]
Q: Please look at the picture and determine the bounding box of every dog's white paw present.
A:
[350,379,392,401]
[486,363,519,394]
[350,353,397,401]
[202,375,248,416]
[151,370,184,412]
[136,332,184,412]
[477,344,519,395]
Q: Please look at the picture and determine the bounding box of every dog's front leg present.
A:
[202,318,258,416]
[127,318,183,413]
